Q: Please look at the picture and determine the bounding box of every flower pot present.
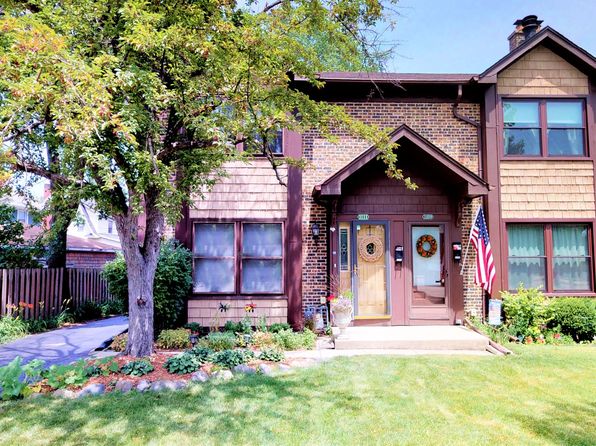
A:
[331,306,353,334]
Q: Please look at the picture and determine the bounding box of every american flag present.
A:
[469,208,496,294]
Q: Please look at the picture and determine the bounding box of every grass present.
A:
[0,345,594,445]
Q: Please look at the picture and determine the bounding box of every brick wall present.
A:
[66,251,116,269]
[497,45,589,96]
[302,101,483,316]
[500,160,596,219]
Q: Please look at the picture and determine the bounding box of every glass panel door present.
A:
[355,223,388,316]
[411,226,445,306]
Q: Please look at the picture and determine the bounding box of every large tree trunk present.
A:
[115,190,164,357]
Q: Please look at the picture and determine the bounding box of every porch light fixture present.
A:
[311,223,320,239]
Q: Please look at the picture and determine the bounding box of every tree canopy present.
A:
[0,0,406,356]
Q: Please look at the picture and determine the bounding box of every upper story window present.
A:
[503,99,586,157]
[250,130,283,155]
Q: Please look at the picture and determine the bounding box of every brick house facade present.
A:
[179,17,596,328]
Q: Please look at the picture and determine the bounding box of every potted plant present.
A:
[329,291,353,334]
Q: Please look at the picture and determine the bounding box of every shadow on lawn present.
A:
[0,368,364,445]
[516,399,596,446]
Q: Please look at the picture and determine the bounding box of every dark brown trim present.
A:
[298,72,476,84]
[314,124,489,199]
[285,129,304,329]
[478,27,596,81]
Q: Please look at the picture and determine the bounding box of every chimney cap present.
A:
[513,15,543,27]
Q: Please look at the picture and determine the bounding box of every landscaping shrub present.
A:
[251,331,276,349]
[0,315,28,344]
[187,346,214,363]
[548,298,596,342]
[184,322,202,334]
[43,361,89,389]
[268,323,291,333]
[83,358,120,377]
[258,348,285,362]
[224,319,251,334]
[110,333,128,352]
[164,353,202,374]
[502,286,549,339]
[120,359,154,377]
[74,301,103,322]
[100,299,126,318]
[273,329,317,350]
[0,357,45,400]
[199,332,237,351]
[211,349,254,369]
[103,240,192,331]
[24,310,75,335]
[156,328,191,349]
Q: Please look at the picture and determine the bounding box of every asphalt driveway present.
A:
[0,316,128,367]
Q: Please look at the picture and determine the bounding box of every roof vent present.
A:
[508,15,544,51]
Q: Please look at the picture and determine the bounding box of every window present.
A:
[507,224,593,292]
[192,222,283,294]
[503,100,586,157]
[250,130,283,155]
[107,219,113,234]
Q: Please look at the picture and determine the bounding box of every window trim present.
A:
[505,222,594,293]
[242,129,285,157]
[500,97,588,159]
[191,219,285,296]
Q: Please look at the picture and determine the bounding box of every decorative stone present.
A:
[191,371,210,383]
[233,364,256,375]
[150,380,179,392]
[136,380,151,392]
[258,364,274,376]
[53,389,77,399]
[212,370,233,380]
[175,380,188,390]
[115,380,134,393]
[78,383,105,397]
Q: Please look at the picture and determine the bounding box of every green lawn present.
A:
[0,346,594,446]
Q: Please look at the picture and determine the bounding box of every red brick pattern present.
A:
[66,252,116,269]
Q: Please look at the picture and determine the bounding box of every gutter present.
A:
[452,84,484,180]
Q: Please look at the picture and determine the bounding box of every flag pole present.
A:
[459,206,481,276]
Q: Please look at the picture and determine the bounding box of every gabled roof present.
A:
[477,27,596,83]
[313,124,489,199]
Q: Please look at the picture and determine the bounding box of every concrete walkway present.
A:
[0,316,128,367]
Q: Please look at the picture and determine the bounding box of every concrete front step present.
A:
[333,326,489,351]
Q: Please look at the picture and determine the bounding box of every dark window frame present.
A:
[243,129,284,157]
[192,220,285,296]
[506,223,594,293]
[502,98,587,158]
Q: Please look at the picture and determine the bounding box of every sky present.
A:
[383,0,596,73]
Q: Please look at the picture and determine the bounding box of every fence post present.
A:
[0,269,6,316]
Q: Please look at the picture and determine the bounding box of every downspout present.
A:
[452,84,483,179]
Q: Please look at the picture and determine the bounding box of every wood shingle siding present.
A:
[189,160,288,220]
[187,298,288,326]
[497,45,589,95]
[500,160,596,218]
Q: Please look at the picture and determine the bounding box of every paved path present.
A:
[0,316,128,367]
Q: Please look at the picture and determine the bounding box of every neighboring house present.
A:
[176,15,596,328]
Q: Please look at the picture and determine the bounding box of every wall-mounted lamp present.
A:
[311,223,320,240]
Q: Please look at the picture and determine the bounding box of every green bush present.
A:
[548,298,596,342]
[156,328,191,349]
[164,353,202,374]
[258,348,285,362]
[103,240,192,331]
[0,357,45,400]
[502,286,549,339]
[100,299,126,318]
[268,323,291,333]
[24,310,75,335]
[110,333,128,352]
[199,332,237,351]
[43,360,89,389]
[273,328,317,350]
[187,346,214,364]
[224,319,252,334]
[0,203,42,269]
[184,322,201,334]
[251,331,276,349]
[211,349,254,369]
[120,359,154,377]
[0,315,29,344]
[74,301,103,322]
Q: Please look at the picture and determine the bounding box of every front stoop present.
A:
[333,326,489,351]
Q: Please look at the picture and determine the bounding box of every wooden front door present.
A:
[354,222,389,317]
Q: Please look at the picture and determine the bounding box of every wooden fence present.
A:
[0,268,113,320]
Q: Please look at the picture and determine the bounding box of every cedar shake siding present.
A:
[497,45,589,96]
[188,299,288,327]
[500,161,596,219]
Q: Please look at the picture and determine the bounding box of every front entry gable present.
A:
[313,124,489,199]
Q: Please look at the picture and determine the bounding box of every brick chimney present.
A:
[508,15,543,51]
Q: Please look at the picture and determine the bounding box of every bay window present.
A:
[507,223,593,292]
[193,221,284,294]
[503,99,586,157]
